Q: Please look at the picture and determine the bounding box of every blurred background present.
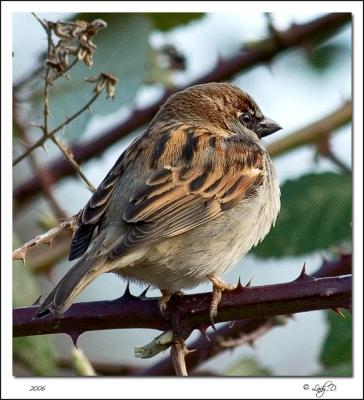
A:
[12,12,352,377]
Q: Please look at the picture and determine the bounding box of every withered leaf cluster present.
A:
[45,19,107,73]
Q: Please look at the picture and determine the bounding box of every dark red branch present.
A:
[135,252,352,375]
[13,13,351,205]
[13,273,351,339]
[312,251,352,278]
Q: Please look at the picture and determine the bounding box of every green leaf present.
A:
[306,43,350,71]
[225,357,272,376]
[31,13,151,142]
[320,362,352,377]
[319,310,352,373]
[145,13,204,31]
[13,336,58,376]
[253,172,352,258]
[13,236,58,376]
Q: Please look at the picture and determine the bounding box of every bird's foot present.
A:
[159,289,183,319]
[208,275,235,329]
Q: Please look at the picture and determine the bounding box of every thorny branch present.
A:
[13,250,351,376]
[13,13,351,205]
[12,215,77,263]
[13,270,351,339]
[137,252,352,376]
[45,250,350,377]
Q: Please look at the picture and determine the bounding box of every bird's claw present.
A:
[158,289,184,319]
[208,275,236,329]
[158,291,172,319]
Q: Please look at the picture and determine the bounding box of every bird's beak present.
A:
[256,117,282,138]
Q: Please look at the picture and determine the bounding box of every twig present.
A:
[13,101,67,219]
[13,92,101,167]
[13,272,351,338]
[13,15,104,195]
[53,58,79,81]
[315,136,351,173]
[50,135,96,192]
[324,151,351,173]
[31,12,49,33]
[171,336,189,376]
[13,13,352,204]
[134,330,174,359]
[14,58,78,95]
[12,215,77,262]
[266,101,352,156]
[138,317,278,376]
[70,348,96,376]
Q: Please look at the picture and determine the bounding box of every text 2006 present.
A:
[29,386,46,391]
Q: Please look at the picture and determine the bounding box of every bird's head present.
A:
[156,82,282,140]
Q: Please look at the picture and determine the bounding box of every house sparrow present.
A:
[36,82,281,323]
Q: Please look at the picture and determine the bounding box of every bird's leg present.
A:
[159,289,184,318]
[159,289,173,317]
[208,275,235,327]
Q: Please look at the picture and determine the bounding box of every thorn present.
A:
[236,276,243,289]
[245,276,253,287]
[233,277,245,293]
[43,239,53,247]
[332,308,346,318]
[185,348,197,355]
[321,254,329,265]
[32,295,42,306]
[301,262,306,274]
[139,286,150,298]
[122,282,136,299]
[294,262,315,282]
[68,330,83,348]
[198,324,211,342]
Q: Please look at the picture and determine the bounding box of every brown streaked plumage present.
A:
[36,82,281,323]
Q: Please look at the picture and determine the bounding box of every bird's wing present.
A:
[69,137,141,260]
[108,125,266,259]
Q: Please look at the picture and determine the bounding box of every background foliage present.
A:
[12,12,352,377]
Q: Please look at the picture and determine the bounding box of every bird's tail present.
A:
[35,252,108,318]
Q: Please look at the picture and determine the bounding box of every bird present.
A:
[35,82,281,324]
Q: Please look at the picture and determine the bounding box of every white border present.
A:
[2,1,363,399]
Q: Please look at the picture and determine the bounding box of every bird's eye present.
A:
[239,113,252,125]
